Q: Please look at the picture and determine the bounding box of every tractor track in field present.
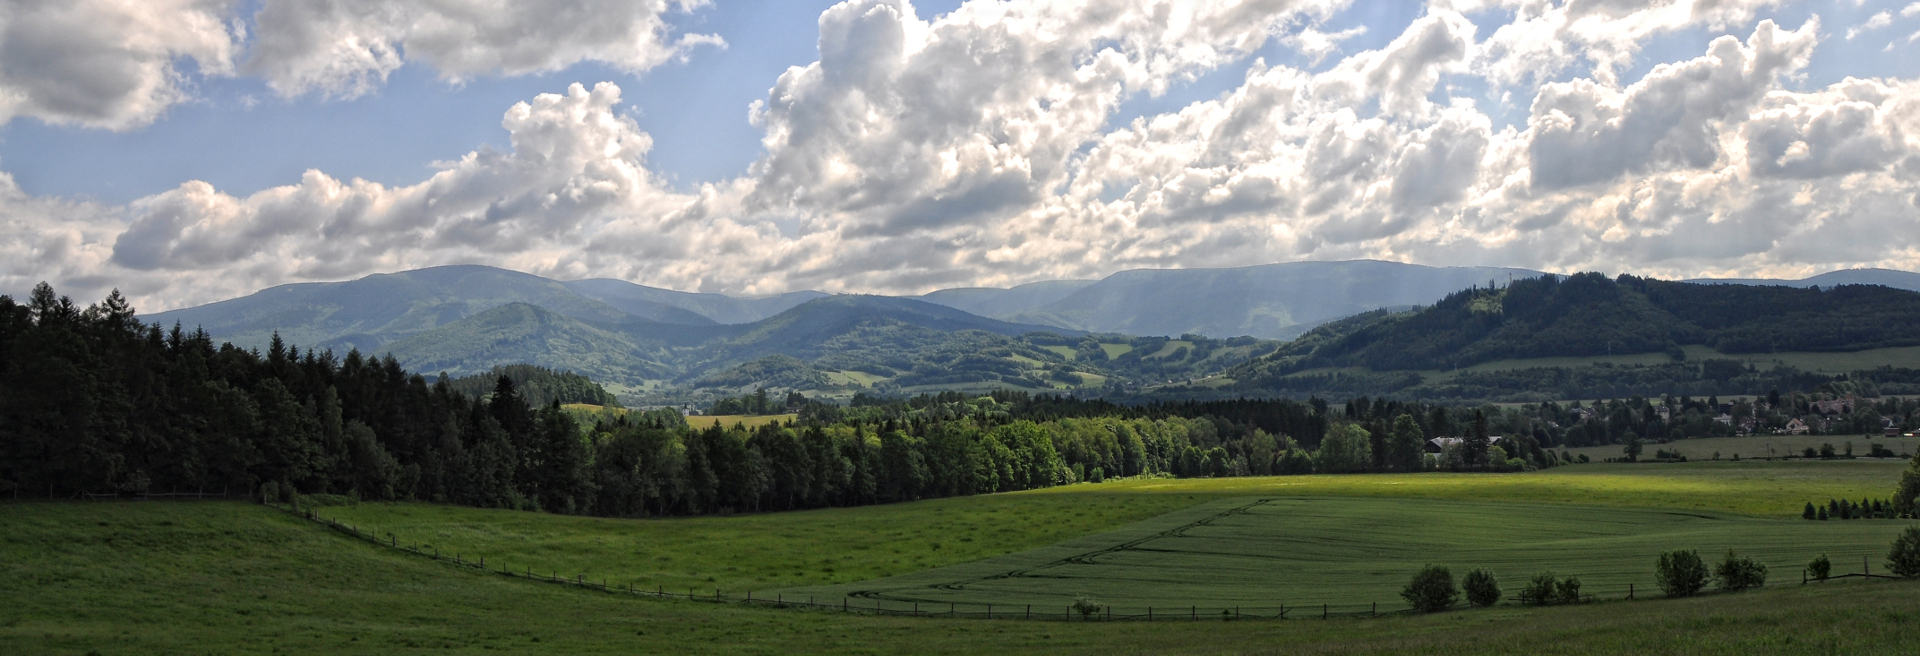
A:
[846,498,1276,604]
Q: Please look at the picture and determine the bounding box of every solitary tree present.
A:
[1462,568,1500,607]
[1893,451,1920,517]
[1401,565,1459,613]
[1656,550,1709,597]
[1806,554,1831,581]
[1388,413,1426,472]
[1889,526,1920,578]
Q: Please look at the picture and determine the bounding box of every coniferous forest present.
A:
[3,284,1588,518]
[12,282,1912,520]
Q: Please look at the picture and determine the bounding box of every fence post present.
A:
[1147,606,1152,621]
[843,598,848,612]
[1279,603,1286,619]
[1322,603,1327,619]
[1864,556,1870,576]
[1191,605,1196,621]
[1629,583,1634,599]
[1372,602,1377,616]
[1026,604,1031,620]
[986,604,992,619]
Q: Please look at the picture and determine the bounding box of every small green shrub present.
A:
[1715,551,1767,591]
[1807,554,1831,581]
[1462,569,1500,607]
[1657,550,1708,597]
[1518,573,1557,606]
[1071,594,1104,618]
[1401,565,1458,613]
[1554,576,1582,604]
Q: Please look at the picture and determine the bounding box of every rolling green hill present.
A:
[143,265,712,354]
[10,499,1920,655]
[1212,273,1920,401]
[918,260,1545,340]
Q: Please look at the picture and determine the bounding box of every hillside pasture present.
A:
[6,501,1919,655]
[1566,435,1918,462]
[313,460,1899,598]
[785,496,1912,610]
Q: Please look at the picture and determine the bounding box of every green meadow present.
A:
[788,496,1910,610]
[8,459,1919,654]
[1566,435,1917,462]
[5,500,1919,655]
[314,461,1901,595]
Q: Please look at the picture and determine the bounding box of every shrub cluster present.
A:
[1401,565,1459,613]
[1516,573,1582,606]
[1715,551,1767,591]
[1806,554,1831,581]
[1462,569,1501,607]
[1656,550,1709,597]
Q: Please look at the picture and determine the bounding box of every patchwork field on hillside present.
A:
[314,460,1902,596]
[785,496,1910,611]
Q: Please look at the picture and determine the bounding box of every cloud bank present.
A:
[3,0,1919,312]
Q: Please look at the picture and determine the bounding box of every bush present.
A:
[1518,573,1558,606]
[1807,554,1831,581]
[1554,576,1582,604]
[1657,549,1709,597]
[1890,526,1920,578]
[1401,565,1458,613]
[1462,569,1500,607]
[1070,594,1104,618]
[1715,551,1767,591]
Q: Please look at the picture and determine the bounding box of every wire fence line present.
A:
[262,500,1914,622]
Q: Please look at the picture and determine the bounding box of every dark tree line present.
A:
[2,284,1562,520]
[0,284,588,512]
[445,364,620,408]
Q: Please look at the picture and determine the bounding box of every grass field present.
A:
[313,461,1902,597]
[787,496,1912,609]
[1567,435,1918,462]
[824,370,886,387]
[314,490,1206,592]
[1100,343,1135,359]
[687,414,798,430]
[6,501,1919,655]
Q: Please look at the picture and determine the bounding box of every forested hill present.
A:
[1237,273,1920,376]
[445,365,620,408]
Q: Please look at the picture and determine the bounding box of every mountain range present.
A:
[140,261,1920,403]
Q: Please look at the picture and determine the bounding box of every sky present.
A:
[2,0,1918,312]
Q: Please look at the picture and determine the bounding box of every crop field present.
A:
[314,460,1901,598]
[686,414,798,430]
[312,491,1207,592]
[786,496,1912,610]
[1567,435,1917,462]
[7,499,1920,655]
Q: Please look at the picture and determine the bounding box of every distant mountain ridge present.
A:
[942,261,1546,339]
[1686,268,1920,293]
[138,262,1920,404]
[1220,272,1920,399]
